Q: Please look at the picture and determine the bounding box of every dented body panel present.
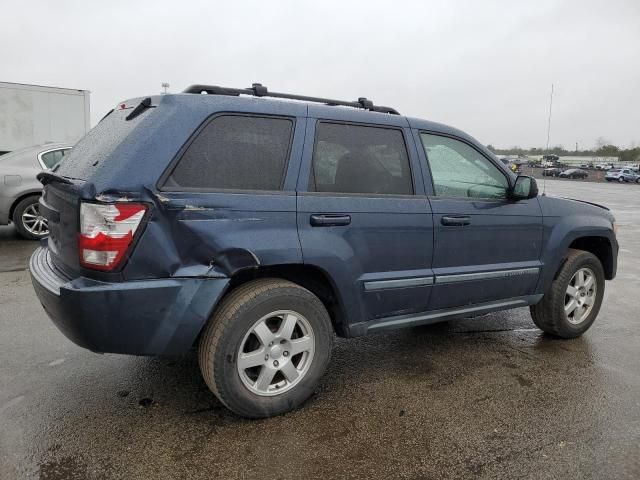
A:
[30,246,228,355]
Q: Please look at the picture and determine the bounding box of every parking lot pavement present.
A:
[0,180,638,480]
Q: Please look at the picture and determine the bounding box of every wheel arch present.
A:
[567,236,615,280]
[223,264,349,337]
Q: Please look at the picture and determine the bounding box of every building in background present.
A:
[0,82,90,154]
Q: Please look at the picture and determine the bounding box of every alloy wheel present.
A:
[237,310,315,396]
[21,203,48,236]
[565,267,597,325]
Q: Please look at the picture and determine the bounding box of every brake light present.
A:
[79,202,147,271]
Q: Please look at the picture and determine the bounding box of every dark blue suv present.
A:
[30,84,618,418]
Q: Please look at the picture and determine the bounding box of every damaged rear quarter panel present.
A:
[124,191,302,279]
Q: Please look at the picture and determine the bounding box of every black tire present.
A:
[530,249,605,338]
[12,195,47,240]
[198,278,333,418]
[618,177,624,183]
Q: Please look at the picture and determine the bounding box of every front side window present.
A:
[311,122,413,195]
[420,134,508,199]
[166,115,294,191]
[40,149,69,169]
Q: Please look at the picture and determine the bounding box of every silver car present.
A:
[605,168,640,183]
[0,143,72,239]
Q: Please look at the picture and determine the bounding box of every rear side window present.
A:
[166,115,294,191]
[40,149,69,169]
[310,122,413,195]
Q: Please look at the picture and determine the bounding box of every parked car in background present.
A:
[0,143,72,239]
[629,164,639,172]
[559,168,588,179]
[605,168,639,183]
[542,167,562,177]
[29,83,618,418]
[541,154,559,163]
[596,164,614,171]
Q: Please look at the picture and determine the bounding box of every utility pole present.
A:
[545,83,554,152]
[161,83,170,95]
[542,83,554,197]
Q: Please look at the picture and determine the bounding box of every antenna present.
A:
[542,83,554,196]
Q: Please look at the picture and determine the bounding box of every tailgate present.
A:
[40,180,87,276]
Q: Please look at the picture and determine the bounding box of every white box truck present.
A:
[0,81,90,154]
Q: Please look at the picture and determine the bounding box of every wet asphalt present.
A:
[0,180,638,480]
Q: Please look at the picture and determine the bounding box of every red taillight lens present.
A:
[79,202,147,271]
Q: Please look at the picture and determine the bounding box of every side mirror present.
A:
[510,175,538,200]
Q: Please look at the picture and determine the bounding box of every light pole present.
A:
[161,83,170,95]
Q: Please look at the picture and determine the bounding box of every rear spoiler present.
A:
[37,171,96,198]
[37,171,72,186]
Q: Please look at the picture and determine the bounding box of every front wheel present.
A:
[198,278,333,418]
[530,249,605,338]
[618,177,625,183]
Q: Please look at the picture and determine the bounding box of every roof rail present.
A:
[182,83,400,115]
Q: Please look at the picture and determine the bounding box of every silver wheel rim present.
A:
[21,203,48,236]
[565,267,597,325]
[237,310,315,396]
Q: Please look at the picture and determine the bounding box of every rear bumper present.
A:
[29,246,229,355]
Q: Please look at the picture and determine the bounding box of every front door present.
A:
[297,112,434,329]
[417,132,543,311]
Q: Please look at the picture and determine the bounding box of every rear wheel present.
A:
[198,278,333,418]
[531,249,605,338]
[12,195,48,240]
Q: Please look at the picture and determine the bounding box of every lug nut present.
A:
[273,360,279,367]
[264,355,269,361]
[283,351,289,357]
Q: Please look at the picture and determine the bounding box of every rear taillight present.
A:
[79,202,147,271]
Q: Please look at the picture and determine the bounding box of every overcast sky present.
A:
[2,0,639,149]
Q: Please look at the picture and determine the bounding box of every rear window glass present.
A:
[165,115,293,191]
[55,108,140,179]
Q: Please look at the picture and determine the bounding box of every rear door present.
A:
[416,132,543,311]
[144,106,308,279]
[297,109,434,328]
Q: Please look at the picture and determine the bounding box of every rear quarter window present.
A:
[164,115,294,191]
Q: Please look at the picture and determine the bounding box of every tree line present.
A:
[486,138,640,163]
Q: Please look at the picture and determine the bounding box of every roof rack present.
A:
[182,83,400,115]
